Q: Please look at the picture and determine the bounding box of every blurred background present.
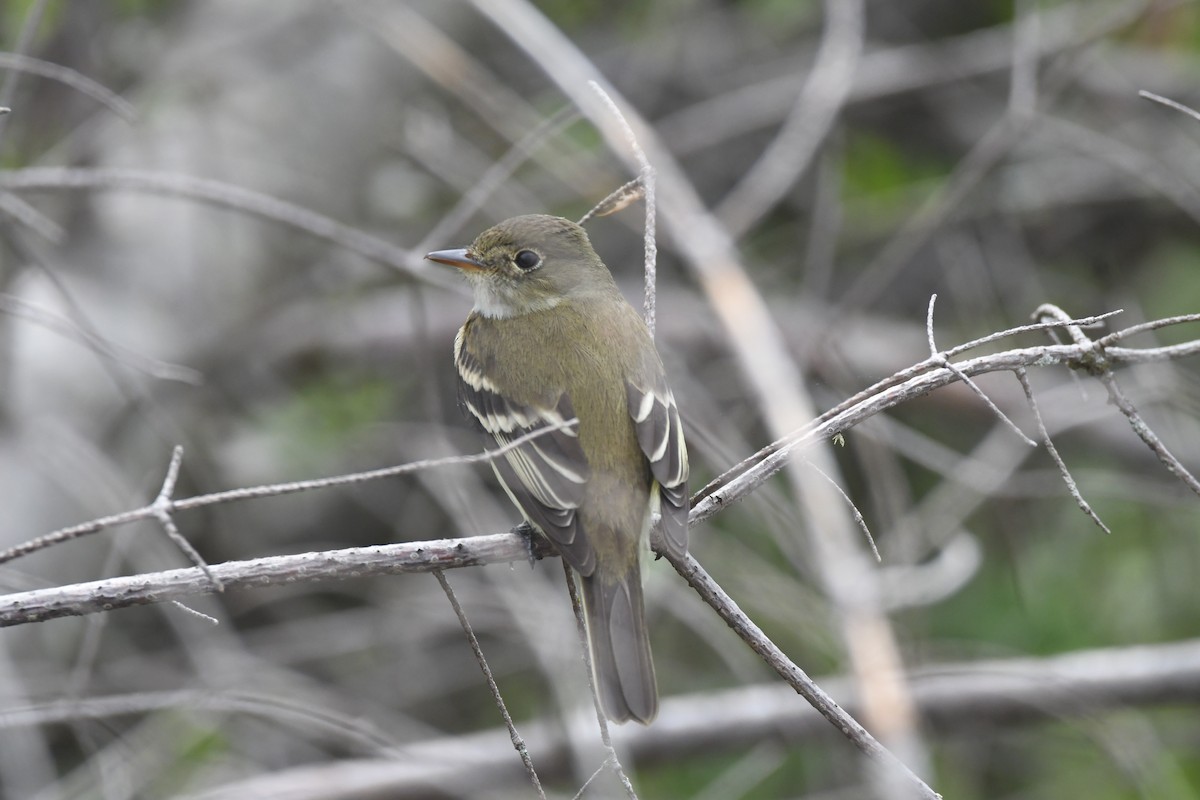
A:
[1,0,1200,798]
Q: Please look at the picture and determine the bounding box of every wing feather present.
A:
[456,331,595,574]
[626,375,689,559]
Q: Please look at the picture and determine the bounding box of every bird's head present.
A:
[426,214,614,319]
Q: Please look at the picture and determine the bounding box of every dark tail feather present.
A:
[580,571,658,724]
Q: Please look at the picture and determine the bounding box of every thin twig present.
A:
[573,754,620,800]
[1098,313,1200,347]
[689,333,1200,530]
[587,81,658,337]
[0,533,556,627]
[1099,372,1200,498]
[0,191,64,243]
[942,310,1122,359]
[0,419,576,565]
[1015,368,1111,534]
[0,0,51,146]
[562,564,638,800]
[714,0,864,236]
[1138,90,1200,125]
[665,551,939,800]
[149,446,222,590]
[0,293,202,384]
[806,460,880,561]
[0,168,454,289]
[1035,304,1200,497]
[169,601,219,625]
[0,51,135,123]
[926,294,1035,447]
[434,570,546,800]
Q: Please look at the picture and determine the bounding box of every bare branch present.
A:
[926,294,1036,447]
[0,293,202,384]
[806,459,880,562]
[0,533,555,627]
[715,0,864,236]
[1035,304,1200,498]
[434,570,547,799]
[1139,89,1200,125]
[690,327,1200,529]
[587,81,658,337]
[0,420,576,565]
[665,551,938,800]
[149,446,222,591]
[562,565,638,799]
[0,51,135,123]
[1015,367,1111,534]
[0,168,454,289]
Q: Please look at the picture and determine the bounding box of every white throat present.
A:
[470,279,562,319]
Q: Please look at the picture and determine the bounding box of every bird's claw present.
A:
[512,521,539,568]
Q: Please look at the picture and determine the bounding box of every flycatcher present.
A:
[427,214,688,724]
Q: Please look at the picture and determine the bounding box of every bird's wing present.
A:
[626,371,689,559]
[456,353,594,575]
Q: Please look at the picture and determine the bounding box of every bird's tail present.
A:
[580,569,658,724]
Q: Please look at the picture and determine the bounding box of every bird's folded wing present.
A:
[457,366,594,574]
[626,375,689,559]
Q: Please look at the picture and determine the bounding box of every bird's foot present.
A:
[512,521,540,568]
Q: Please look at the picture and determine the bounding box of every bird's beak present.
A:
[425,248,485,272]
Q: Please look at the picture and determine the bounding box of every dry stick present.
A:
[0,0,50,145]
[925,295,1036,448]
[833,0,1142,316]
[1098,312,1200,347]
[1014,367,1111,534]
[433,570,546,800]
[806,460,880,562]
[0,52,135,122]
[0,534,556,628]
[654,1,1126,157]
[1139,90,1200,125]
[0,192,64,243]
[0,294,201,384]
[1035,303,1200,498]
[667,552,938,800]
[1100,373,1200,498]
[150,446,221,591]
[349,2,604,198]
[588,81,658,338]
[689,339,1138,531]
[573,755,621,800]
[692,309,1120,510]
[942,311,1122,359]
[7,325,1200,629]
[0,168,454,290]
[0,420,576,566]
[561,565,638,800]
[0,689,400,754]
[146,449,225,622]
[1041,114,1200,231]
[715,0,864,237]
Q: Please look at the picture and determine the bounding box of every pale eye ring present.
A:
[514,250,541,271]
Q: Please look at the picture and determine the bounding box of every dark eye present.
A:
[514,250,541,271]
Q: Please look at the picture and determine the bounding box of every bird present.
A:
[426,214,688,724]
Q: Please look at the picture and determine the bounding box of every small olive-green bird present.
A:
[426,214,688,724]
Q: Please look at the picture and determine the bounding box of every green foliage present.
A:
[843,132,949,203]
[260,375,397,474]
[1142,240,1200,336]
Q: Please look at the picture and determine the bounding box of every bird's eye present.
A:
[514,250,541,271]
